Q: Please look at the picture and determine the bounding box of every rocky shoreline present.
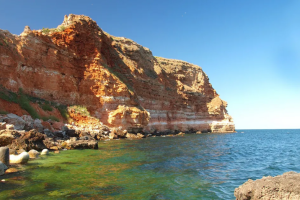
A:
[234,172,300,200]
[0,112,203,152]
[0,112,212,177]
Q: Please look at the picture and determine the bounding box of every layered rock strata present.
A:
[0,14,234,133]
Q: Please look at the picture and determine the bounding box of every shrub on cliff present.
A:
[41,102,53,111]
[42,28,50,34]
[18,88,40,119]
[69,105,91,117]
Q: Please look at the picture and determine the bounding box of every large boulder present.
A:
[234,171,300,200]
[41,149,49,155]
[28,149,40,158]
[3,114,26,130]
[0,161,8,175]
[10,152,30,164]
[9,129,46,151]
[33,119,44,132]
[0,130,21,146]
[0,147,9,166]
[21,115,34,130]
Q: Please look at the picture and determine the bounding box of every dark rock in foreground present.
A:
[234,172,300,200]
[9,129,46,151]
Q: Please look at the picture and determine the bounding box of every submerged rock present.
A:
[65,140,98,150]
[234,171,300,200]
[126,133,144,139]
[10,152,30,164]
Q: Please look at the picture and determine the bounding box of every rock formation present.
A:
[0,14,234,133]
[234,172,300,200]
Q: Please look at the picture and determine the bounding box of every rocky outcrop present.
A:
[0,130,21,146]
[0,14,234,133]
[8,129,46,151]
[234,172,300,200]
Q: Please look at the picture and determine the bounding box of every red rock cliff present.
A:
[0,14,235,133]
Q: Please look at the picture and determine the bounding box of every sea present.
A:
[0,129,300,200]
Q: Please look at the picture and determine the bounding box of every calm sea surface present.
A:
[1,129,300,199]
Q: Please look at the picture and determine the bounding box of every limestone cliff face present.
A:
[0,14,234,133]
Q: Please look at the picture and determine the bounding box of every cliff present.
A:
[0,14,235,133]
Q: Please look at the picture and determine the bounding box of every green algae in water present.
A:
[2,130,299,199]
[0,137,217,200]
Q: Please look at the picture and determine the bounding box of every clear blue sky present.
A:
[1,0,299,129]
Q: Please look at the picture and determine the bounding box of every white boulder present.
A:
[41,149,49,155]
[10,152,30,164]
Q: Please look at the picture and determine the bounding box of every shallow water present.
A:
[1,129,300,199]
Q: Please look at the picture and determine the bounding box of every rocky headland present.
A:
[0,14,234,136]
[235,172,300,200]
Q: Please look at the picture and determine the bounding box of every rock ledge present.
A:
[234,172,300,200]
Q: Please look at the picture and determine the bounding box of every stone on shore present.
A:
[0,147,9,166]
[10,152,30,164]
[0,130,21,146]
[9,129,46,151]
[28,149,40,158]
[234,171,300,200]
[33,119,44,132]
[41,149,49,155]
[3,114,26,130]
[21,115,34,130]
[0,161,8,175]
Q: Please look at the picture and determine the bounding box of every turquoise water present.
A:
[1,129,300,199]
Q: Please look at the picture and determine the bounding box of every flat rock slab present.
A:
[234,171,300,200]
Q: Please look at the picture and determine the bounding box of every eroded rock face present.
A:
[234,172,300,200]
[0,14,234,133]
